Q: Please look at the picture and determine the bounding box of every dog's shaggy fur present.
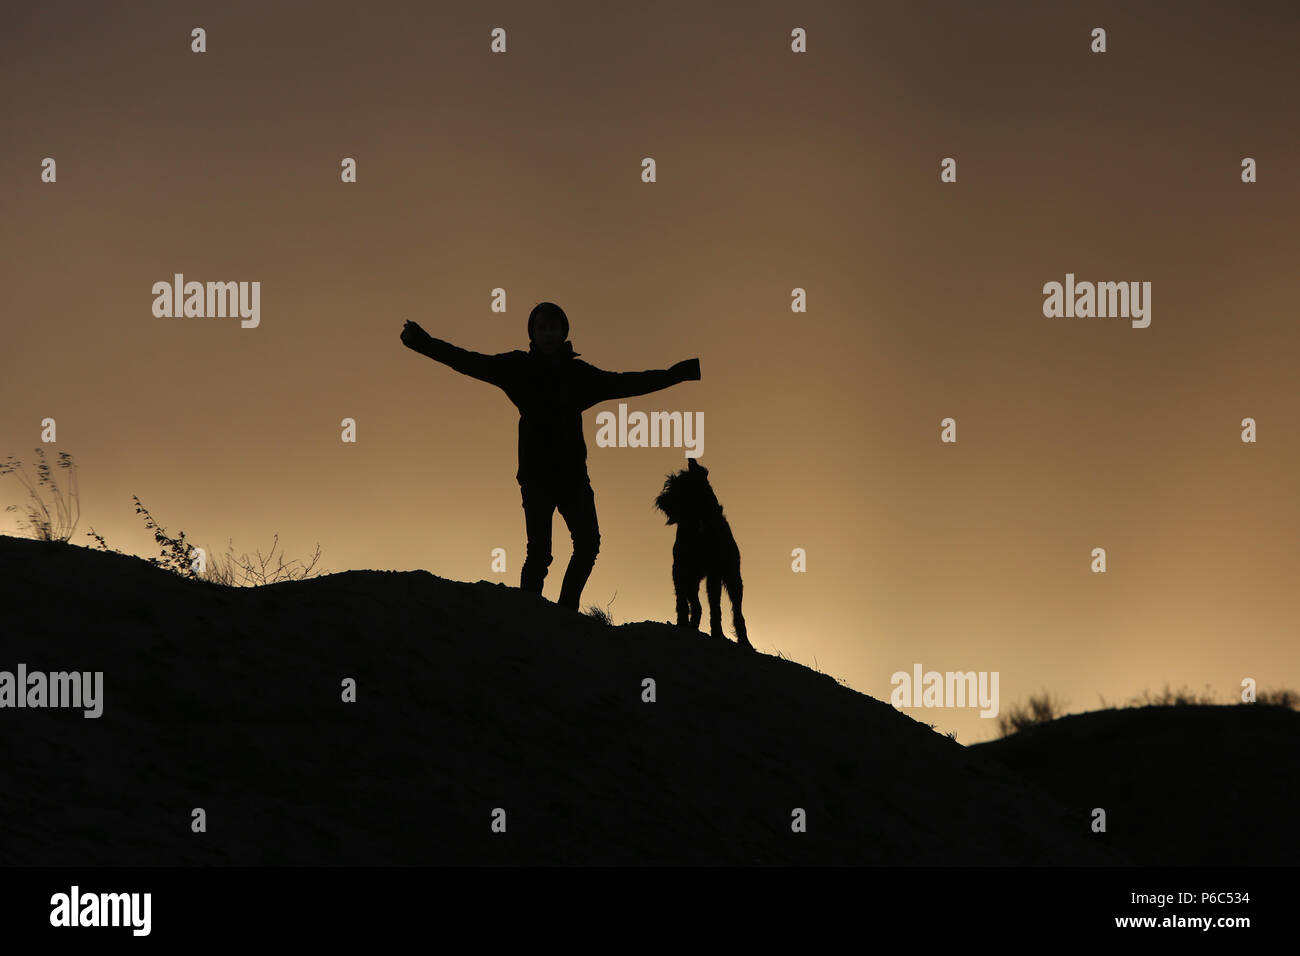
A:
[653,458,752,649]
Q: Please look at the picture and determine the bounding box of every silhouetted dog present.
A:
[653,458,752,650]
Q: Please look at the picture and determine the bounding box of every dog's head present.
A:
[653,457,720,526]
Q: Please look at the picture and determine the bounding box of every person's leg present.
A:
[555,479,600,610]
[519,481,556,595]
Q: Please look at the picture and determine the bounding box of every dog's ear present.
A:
[687,457,701,470]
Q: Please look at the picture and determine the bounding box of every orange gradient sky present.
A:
[3,0,1298,742]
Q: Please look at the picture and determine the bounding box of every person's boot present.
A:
[557,552,595,610]
[519,552,551,595]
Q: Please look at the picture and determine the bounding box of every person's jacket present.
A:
[414,337,699,486]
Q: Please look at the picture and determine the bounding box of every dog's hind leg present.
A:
[724,570,753,650]
[706,574,725,640]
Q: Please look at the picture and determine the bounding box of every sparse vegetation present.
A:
[198,542,242,587]
[87,495,325,587]
[219,533,324,587]
[1002,682,1300,738]
[1121,683,1218,707]
[2,448,80,543]
[0,456,321,587]
[996,690,1069,738]
[1096,682,1300,709]
[583,592,617,625]
[1257,687,1300,709]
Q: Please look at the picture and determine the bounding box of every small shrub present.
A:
[222,533,323,587]
[133,495,201,579]
[996,690,1068,738]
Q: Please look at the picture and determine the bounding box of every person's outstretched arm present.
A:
[400,320,509,387]
[580,357,701,408]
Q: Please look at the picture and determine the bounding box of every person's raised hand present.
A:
[671,358,701,381]
[400,320,433,352]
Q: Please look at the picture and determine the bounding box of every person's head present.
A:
[528,302,569,354]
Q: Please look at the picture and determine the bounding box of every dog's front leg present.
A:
[672,563,693,628]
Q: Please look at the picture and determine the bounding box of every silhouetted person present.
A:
[400,302,701,610]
